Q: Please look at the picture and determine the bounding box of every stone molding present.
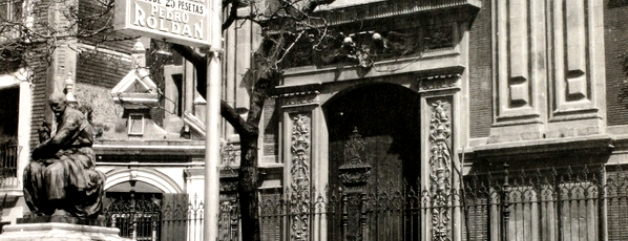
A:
[473,135,613,160]
[0,223,131,241]
[104,168,183,194]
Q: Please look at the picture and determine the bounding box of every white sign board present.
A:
[114,0,210,47]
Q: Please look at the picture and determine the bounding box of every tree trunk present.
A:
[239,133,261,241]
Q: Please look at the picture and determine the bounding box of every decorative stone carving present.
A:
[278,93,319,107]
[289,113,312,241]
[428,99,452,241]
[419,75,460,92]
[219,169,239,193]
[339,127,372,186]
[221,142,239,167]
[424,25,454,50]
[283,24,456,69]
[218,199,238,241]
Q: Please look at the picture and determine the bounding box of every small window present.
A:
[128,113,145,136]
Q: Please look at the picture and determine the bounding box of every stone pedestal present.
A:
[0,222,132,241]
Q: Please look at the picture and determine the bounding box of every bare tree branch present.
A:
[222,2,239,31]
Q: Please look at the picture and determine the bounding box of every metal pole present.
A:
[204,0,222,240]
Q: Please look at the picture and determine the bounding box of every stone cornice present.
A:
[610,134,628,153]
[471,135,613,160]
[93,140,205,156]
[271,83,322,97]
[314,0,482,28]
[416,65,465,80]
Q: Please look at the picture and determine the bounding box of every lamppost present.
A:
[204,0,222,240]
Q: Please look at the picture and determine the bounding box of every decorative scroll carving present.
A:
[428,99,452,241]
[339,127,372,186]
[290,113,312,241]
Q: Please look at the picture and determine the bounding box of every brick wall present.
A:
[605,0,628,126]
[76,49,131,88]
[23,0,54,148]
[468,0,492,138]
[78,0,134,54]
[26,43,52,148]
[263,98,278,157]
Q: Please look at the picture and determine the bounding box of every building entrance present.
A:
[325,83,421,241]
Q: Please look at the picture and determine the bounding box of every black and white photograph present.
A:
[0,0,626,240]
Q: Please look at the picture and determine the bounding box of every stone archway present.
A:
[323,83,421,241]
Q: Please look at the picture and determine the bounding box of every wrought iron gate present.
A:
[104,192,202,241]
[104,192,161,240]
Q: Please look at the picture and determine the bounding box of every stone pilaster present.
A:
[546,0,606,138]
[489,0,606,142]
[277,87,322,241]
[489,0,547,143]
[419,72,462,241]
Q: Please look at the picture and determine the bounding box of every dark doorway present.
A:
[324,83,421,241]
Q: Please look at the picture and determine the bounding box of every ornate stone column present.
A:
[278,86,322,241]
[419,72,462,241]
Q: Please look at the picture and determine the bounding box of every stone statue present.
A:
[23,92,106,219]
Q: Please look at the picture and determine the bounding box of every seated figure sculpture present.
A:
[24,92,106,218]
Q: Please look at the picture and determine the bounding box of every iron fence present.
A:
[0,145,18,188]
[103,165,628,241]
[104,193,203,241]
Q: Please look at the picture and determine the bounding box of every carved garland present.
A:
[290,113,312,241]
[429,99,452,241]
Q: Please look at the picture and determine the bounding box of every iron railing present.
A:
[103,164,628,241]
[104,193,204,241]
[0,145,18,188]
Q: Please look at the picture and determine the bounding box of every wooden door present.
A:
[326,84,421,241]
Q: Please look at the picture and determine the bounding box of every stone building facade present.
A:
[3,0,628,240]
[216,0,628,240]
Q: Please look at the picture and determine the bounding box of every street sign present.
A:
[114,0,210,47]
